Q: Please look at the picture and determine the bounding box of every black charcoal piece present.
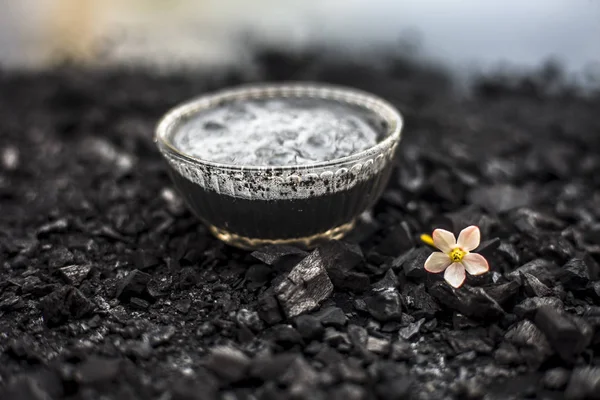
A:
[58,264,92,286]
[274,249,334,318]
[115,269,152,302]
[504,320,553,365]
[483,280,521,306]
[514,296,564,319]
[559,258,596,290]
[371,269,398,291]
[402,283,441,319]
[129,297,149,310]
[521,272,553,297]
[508,207,565,236]
[258,289,283,325]
[40,286,94,327]
[564,367,600,400]
[399,319,425,340]
[204,346,250,383]
[294,315,324,340]
[312,307,347,328]
[245,264,273,290]
[371,222,414,256]
[330,383,368,400]
[365,289,403,322]
[392,247,430,279]
[507,259,561,286]
[236,309,263,332]
[265,324,303,348]
[74,357,121,384]
[319,241,369,293]
[533,306,592,362]
[429,282,504,320]
[446,331,493,354]
[251,245,308,266]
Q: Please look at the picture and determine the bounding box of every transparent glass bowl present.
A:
[155,84,403,249]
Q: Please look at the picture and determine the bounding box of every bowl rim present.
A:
[155,82,403,172]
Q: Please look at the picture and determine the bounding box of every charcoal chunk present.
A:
[40,286,94,327]
[483,280,521,306]
[330,383,367,400]
[144,325,176,347]
[59,264,92,286]
[365,289,403,322]
[245,264,273,290]
[429,282,504,320]
[249,353,297,381]
[521,272,553,297]
[258,288,283,325]
[366,336,391,355]
[508,207,565,237]
[265,325,303,348]
[504,320,553,367]
[274,249,334,318]
[204,346,250,383]
[533,306,592,362]
[319,241,369,293]
[560,258,597,290]
[251,245,307,266]
[312,307,347,328]
[134,250,162,270]
[371,269,398,291]
[514,296,564,319]
[402,283,441,319]
[399,318,425,340]
[116,269,152,302]
[392,247,430,279]
[371,222,414,256]
[565,367,600,400]
[294,315,324,340]
[446,331,493,354]
[507,259,561,286]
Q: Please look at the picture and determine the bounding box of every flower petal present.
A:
[457,225,481,251]
[461,253,489,275]
[432,229,456,253]
[424,252,452,273]
[444,263,466,288]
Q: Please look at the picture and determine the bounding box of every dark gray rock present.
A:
[40,286,94,327]
[565,367,600,400]
[294,314,324,340]
[204,346,250,383]
[59,264,92,286]
[312,307,347,328]
[429,282,505,320]
[116,269,152,302]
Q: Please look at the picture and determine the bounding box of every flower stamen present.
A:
[449,248,466,263]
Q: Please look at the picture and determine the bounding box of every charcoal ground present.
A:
[1,50,600,400]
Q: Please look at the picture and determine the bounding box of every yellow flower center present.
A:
[449,248,466,263]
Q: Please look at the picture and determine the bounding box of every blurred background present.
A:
[1,0,599,84]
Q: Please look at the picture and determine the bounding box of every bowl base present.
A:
[208,220,356,250]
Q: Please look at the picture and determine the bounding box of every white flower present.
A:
[424,225,489,288]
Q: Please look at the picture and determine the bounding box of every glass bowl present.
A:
[155,83,403,249]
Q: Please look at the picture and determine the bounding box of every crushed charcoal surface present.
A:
[0,49,600,400]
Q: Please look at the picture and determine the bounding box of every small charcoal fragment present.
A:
[236,309,264,332]
[365,289,403,322]
[402,283,441,319]
[371,222,414,256]
[559,258,596,290]
[265,324,303,348]
[533,306,592,362]
[514,296,564,319]
[330,383,368,400]
[249,353,297,381]
[274,249,334,318]
[446,331,493,354]
[204,346,250,383]
[366,336,391,355]
[144,325,176,347]
[399,318,425,340]
[507,259,561,286]
[251,245,307,266]
[245,264,273,290]
[565,367,600,400]
[371,269,398,291]
[59,264,92,286]
[0,375,52,400]
[392,247,430,279]
[483,280,521,306]
[294,314,324,340]
[319,240,369,293]
[116,269,152,302]
[40,286,94,327]
[312,307,347,328]
[258,289,283,325]
[429,282,504,320]
[504,320,553,367]
[521,272,553,297]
